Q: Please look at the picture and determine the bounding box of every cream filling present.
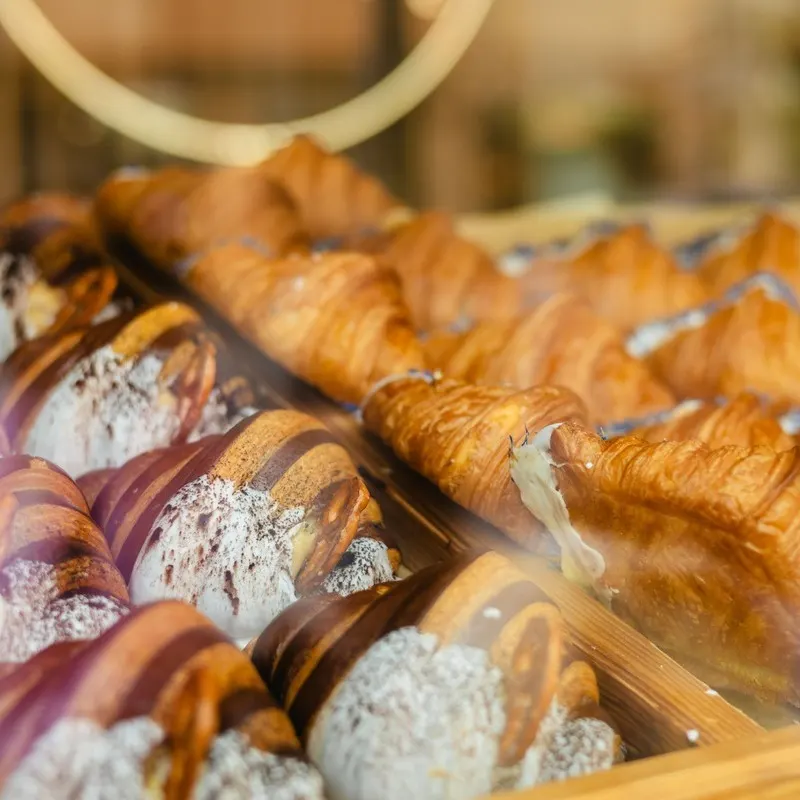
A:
[510,425,608,600]
[21,280,66,340]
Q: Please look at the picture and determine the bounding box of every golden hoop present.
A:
[0,0,494,165]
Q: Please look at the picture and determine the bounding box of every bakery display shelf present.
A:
[105,235,764,773]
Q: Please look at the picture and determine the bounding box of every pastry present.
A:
[0,455,129,663]
[169,241,425,405]
[696,212,800,297]
[627,274,800,406]
[95,163,309,271]
[360,372,588,548]
[511,420,800,703]
[0,302,225,475]
[423,292,675,425]
[251,550,621,800]
[517,223,708,331]
[606,392,795,450]
[0,601,325,799]
[375,211,529,331]
[257,135,403,242]
[82,408,398,643]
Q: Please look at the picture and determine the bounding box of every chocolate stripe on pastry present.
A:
[250,429,338,493]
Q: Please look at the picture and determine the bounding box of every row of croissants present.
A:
[0,135,799,797]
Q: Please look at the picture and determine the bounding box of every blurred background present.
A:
[0,0,798,210]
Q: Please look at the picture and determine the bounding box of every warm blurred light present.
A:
[406,0,446,20]
[0,0,494,165]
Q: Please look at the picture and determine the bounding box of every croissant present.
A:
[628,274,800,406]
[257,135,403,241]
[516,223,709,331]
[95,163,309,271]
[696,212,800,297]
[360,372,588,548]
[608,392,796,450]
[172,242,425,405]
[251,550,621,800]
[0,455,129,663]
[0,302,224,475]
[511,421,800,703]
[423,293,675,425]
[374,211,530,331]
[80,408,398,643]
[0,600,325,799]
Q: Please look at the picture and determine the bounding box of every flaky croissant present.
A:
[628,275,800,406]
[0,601,325,799]
[251,550,620,800]
[511,421,800,703]
[257,135,403,241]
[611,392,795,450]
[423,292,674,425]
[0,455,129,663]
[173,242,425,405]
[0,302,223,475]
[696,212,800,298]
[95,164,308,270]
[81,409,398,643]
[517,223,709,331]
[360,372,588,548]
[374,211,529,331]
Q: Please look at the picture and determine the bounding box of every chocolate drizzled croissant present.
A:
[519,223,709,331]
[81,409,398,642]
[251,551,620,800]
[172,241,425,405]
[0,601,325,799]
[628,275,800,406]
[423,293,674,425]
[0,301,218,475]
[95,164,309,271]
[511,421,800,703]
[0,455,129,663]
[361,373,588,548]
[697,212,800,298]
[257,136,403,241]
[624,393,795,450]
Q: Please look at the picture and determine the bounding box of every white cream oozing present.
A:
[308,627,507,800]
[22,346,181,476]
[189,389,258,441]
[129,475,306,644]
[321,537,395,597]
[0,559,128,663]
[511,425,608,599]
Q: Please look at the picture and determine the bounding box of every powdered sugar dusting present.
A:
[130,475,305,643]
[0,255,42,360]
[23,346,181,476]
[196,730,325,800]
[0,559,127,663]
[321,537,395,597]
[189,388,258,441]
[308,627,506,800]
[534,717,616,784]
[0,716,163,800]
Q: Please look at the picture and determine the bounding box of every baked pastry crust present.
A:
[423,293,674,425]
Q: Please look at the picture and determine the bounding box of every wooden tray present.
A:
[103,235,785,798]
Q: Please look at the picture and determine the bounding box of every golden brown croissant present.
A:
[511,421,800,703]
[360,373,588,548]
[614,392,795,450]
[423,293,675,425]
[0,455,129,663]
[257,135,403,241]
[0,302,222,475]
[516,223,709,331]
[251,550,621,800]
[80,408,397,642]
[374,211,530,331]
[628,275,800,406]
[696,212,800,298]
[0,601,325,799]
[95,164,309,270]
[174,242,425,405]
